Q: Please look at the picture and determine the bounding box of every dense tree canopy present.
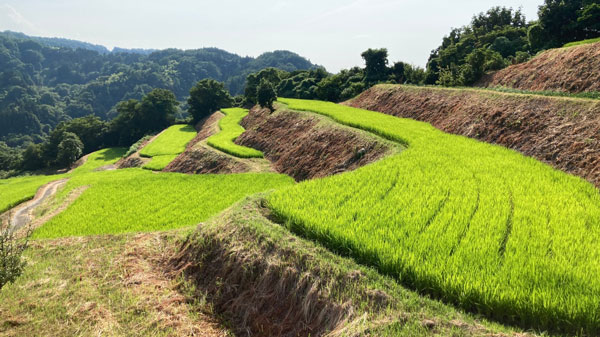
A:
[537,0,600,48]
[244,50,425,104]
[0,31,318,147]
[256,78,277,110]
[361,49,389,86]
[426,7,530,86]
[188,79,232,123]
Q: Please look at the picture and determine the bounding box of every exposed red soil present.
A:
[477,42,600,93]
[347,85,600,188]
[235,106,392,181]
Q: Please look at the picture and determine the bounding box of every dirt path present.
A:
[10,179,68,232]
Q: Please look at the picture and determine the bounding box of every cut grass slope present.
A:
[269,98,600,334]
[207,108,263,158]
[477,41,600,94]
[33,169,294,238]
[139,124,197,170]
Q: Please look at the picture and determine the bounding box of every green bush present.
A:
[0,215,30,290]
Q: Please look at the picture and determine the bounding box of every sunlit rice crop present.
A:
[269,98,600,333]
[206,108,263,158]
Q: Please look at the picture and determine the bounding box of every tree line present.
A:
[426,0,600,86]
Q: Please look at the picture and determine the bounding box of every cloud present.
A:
[0,4,39,33]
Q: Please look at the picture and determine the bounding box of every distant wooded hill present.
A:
[0,31,320,146]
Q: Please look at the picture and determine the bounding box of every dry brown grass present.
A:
[478,42,600,93]
[0,232,230,337]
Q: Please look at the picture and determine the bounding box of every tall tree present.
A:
[256,78,277,110]
[538,0,600,47]
[56,132,83,167]
[187,79,232,123]
[361,48,389,85]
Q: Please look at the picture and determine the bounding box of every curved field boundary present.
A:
[139,124,197,171]
[269,98,600,334]
[207,108,263,158]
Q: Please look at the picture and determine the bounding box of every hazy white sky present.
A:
[1,0,541,72]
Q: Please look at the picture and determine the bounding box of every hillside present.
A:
[0,31,319,146]
[4,94,600,334]
[477,42,600,93]
[347,84,600,188]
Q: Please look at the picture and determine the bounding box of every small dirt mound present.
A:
[347,85,600,188]
[477,42,600,93]
[236,106,392,181]
[163,147,250,174]
[117,155,146,169]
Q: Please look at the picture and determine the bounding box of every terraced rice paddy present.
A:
[207,108,263,158]
[0,148,126,213]
[33,169,293,238]
[139,124,197,170]
[269,98,600,333]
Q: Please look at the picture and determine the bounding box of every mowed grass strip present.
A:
[207,108,263,158]
[33,169,294,238]
[138,124,196,170]
[269,98,600,333]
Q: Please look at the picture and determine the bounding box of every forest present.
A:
[0,30,318,148]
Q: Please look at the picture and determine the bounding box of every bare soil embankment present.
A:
[170,196,522,337]
[236,106,393,181]
[477,42,600,93]
[347,85,600,188]
[164,112,253,174]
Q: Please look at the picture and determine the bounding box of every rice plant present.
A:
[269,98,600,334]
[206,108,263,158]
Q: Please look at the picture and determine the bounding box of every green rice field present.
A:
[207,108,263,158]
[33,169,293,238]
[269,98,600,333]
[139,124,197,170]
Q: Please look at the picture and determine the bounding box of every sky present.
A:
[0,0,541,72]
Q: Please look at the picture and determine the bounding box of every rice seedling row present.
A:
[206,108,263,158]
[269,98,600,333]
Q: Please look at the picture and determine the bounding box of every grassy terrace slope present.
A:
[478,41,600,94]
[270,98,600,333]
[139,124,197,170]
[207,108,263,158]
